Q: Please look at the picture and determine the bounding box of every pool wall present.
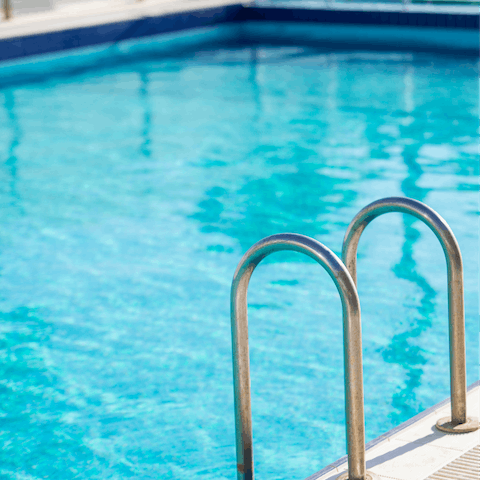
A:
[0,1,478,63]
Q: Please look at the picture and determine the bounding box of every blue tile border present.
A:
[305,379,480,480]
[0,2,478,63]
[0,4,244,62]
[241,5,479,29]
[0,24,241,89]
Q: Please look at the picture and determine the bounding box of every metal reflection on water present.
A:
[3,90,22,210]
[386,81,435,422]
[139,71,152,159]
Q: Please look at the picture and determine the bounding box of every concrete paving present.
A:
[0,0,247,40]
[310,385,480,480]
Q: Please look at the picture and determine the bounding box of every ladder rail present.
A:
[231,233,377,480]
[342,196,478,432]
[3,0,11,20]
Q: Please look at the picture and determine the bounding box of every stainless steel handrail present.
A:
[231,233,379,480]
[3,0,12,20]
[342,197,479,434]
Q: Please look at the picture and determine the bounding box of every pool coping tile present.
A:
[306,380,480,480]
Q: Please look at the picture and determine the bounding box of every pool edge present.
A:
[0,0,478,63]
[305,379,480,480]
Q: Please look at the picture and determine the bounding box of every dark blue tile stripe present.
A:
[241,6,479,29]
[0,3,478,63]
[0,4,244,62]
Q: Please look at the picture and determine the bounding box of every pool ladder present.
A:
[230,197,479,480]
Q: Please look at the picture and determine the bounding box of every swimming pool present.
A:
[0,23,478,480]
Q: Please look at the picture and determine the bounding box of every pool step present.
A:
[426,445,479,480]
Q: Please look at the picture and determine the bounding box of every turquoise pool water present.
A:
[0,24,478,480]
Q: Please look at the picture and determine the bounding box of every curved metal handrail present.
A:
[342,197,478,433]
[3,0,11,20]
[231,233,378,480]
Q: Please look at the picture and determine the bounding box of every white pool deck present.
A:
[0,0,247,40]
[309,384,480,480]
